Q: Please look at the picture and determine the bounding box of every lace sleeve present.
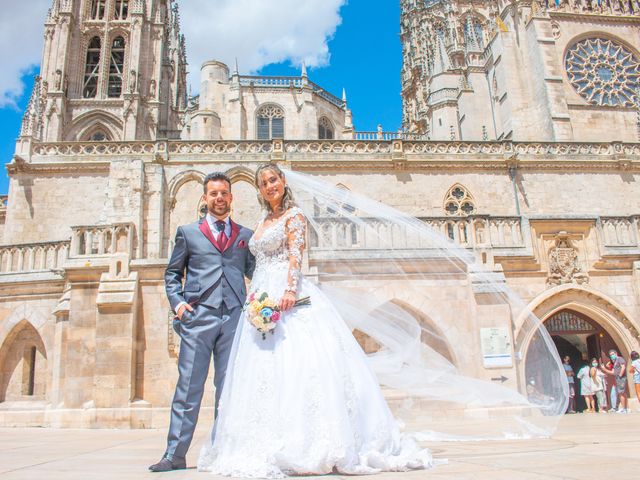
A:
[284,210,306,295]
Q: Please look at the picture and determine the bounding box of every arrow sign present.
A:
[491,375,508,383]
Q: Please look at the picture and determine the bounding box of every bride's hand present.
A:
[280,291,296,311]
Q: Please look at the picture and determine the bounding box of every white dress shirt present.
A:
[207,213,231,238]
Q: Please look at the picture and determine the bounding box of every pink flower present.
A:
[249,293,255,301]
[271,311,281,322]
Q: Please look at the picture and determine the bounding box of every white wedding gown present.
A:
[198,207,433,478]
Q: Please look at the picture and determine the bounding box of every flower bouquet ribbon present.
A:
[244,291,311,339]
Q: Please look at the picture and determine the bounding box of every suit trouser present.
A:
[165,303,241,461]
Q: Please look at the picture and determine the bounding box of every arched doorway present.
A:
[0,320,48,403]
[544,309,620,366]
[527,309,622,412]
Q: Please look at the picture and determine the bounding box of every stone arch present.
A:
[0,304,49,352]
[228,168,261,228]
[165,170,206,255]
[318,116,334,139]
[64,110,123,141]
[391,299,457,365]
[516,284,640,366]
[226,165,255,185]
[167,170,206,211]
[357,298,457,366]
[460,11,488,48]
[0,320,48,402]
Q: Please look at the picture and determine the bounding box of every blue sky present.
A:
[0,0,402,195]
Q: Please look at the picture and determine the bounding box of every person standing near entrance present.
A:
[630,351,640,412]
[600,349,629,414]
[577,361,595,413]
[563,355,576,414]
[589,358,607,413]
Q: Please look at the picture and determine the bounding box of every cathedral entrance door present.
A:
[544,309,622,412]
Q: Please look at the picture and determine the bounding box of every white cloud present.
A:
[180,0,346,90]
[0,0,50,108]
[0,0,346,108]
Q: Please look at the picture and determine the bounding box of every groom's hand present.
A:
[177,303,194,320]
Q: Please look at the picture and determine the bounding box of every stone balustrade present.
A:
[24,139,640,162]
[31,141,156,157]
[428,88,459,106]
[166,141,273,155]
[237,75,345,109]
[309,216,526,252]
[534,0,640,16]
[239,75,304,89]
[353,131,429,141]
[0,241,69,274]
[69,223,136,259]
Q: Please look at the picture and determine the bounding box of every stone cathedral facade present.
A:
[1,0,639,428]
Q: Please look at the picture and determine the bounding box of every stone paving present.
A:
[1,413,639,479]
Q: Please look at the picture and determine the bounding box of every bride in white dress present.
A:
[197,163,433,478]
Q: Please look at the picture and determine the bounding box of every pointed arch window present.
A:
[90,0,106,20]
[318,117,334,139]
[114,1,129,20]
[444,184,476,216]
[83,37,101,98]
[256,104,284,140]
[108,36,126,98]
[464,19,485,50]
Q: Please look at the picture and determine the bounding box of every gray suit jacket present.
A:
[165,217,255,312]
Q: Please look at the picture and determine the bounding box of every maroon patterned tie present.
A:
[215,220,228,249]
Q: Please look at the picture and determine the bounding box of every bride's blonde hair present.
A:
[254,163,296,213]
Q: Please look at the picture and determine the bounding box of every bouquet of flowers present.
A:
[245,291,311,339]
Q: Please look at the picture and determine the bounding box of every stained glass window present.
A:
[318,117,334,139]
[256,104,285,140]
[566,38,640,107]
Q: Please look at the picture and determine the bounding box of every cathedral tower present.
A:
[18,0,187,150]
[400,0,640,141]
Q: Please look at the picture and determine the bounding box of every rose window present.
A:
[565,38,640,107]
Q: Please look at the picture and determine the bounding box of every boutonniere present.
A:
[238,240,248,248]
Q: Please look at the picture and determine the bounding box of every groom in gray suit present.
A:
[150,172,255,472]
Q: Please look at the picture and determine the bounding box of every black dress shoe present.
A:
[148,457,187,472]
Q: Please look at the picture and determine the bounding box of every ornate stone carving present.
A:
[547,232,589,286]
[566,37,640,108]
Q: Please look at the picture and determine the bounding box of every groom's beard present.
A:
[209,203,231,217]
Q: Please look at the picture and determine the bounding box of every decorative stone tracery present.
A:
[566,37,640,107]
[443,184,475,216]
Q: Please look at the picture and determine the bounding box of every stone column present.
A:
[142,163,165,259]
[50,286,71,408]
[93,255,139,409]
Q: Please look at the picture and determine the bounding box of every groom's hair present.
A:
[203,172,232,192]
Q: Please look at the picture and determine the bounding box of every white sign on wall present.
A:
[480,327,513,368]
